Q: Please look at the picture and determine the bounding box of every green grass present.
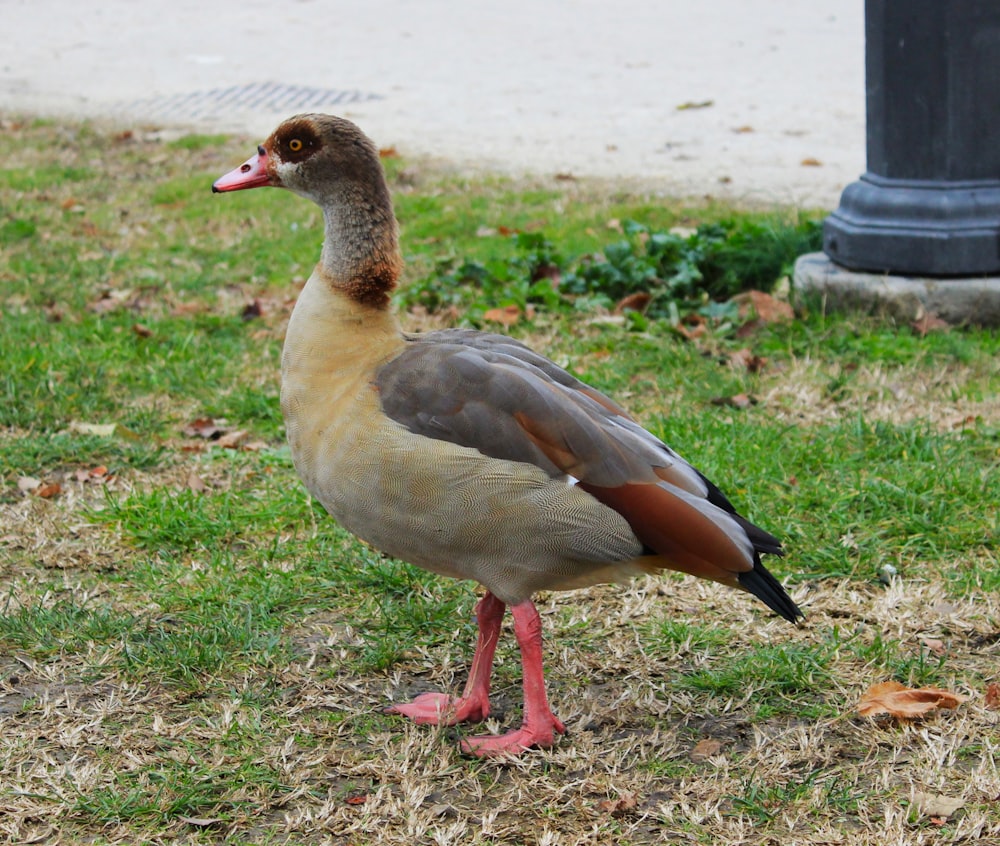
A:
[0,117,997,846]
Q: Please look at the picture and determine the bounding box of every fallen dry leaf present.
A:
[728,347,768,373]
[75,465,109,484]
[733,290,794,324]
[35,482,62,499]
[800,157,823,167]
[483,305,523,327]
[598,792,637,817]
[857,681,966,719]
[690,738,723,762]
[911,312,950,336]
[984,682,1000,711]
[132,323,153,338]
[345,795,367,806]
[913,791,965,820]
[672,314,707,342]
[216,429,249,450]
[88,288,129,314]
[182,417,229,440]
[920,638,947,657]
[614,292,652,314]
[187,472,209,493]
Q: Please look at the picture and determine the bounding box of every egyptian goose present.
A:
[213,114,803,757]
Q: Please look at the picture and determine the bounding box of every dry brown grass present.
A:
[764,357,1000,430]
[2,483,998,844]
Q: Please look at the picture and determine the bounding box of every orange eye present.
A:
[288,138,303,152]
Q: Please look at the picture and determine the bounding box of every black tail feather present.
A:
[734,514,784,557]
[737,558,804,624]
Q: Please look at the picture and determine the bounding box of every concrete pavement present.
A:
[3,1,865,207]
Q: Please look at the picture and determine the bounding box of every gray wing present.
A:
[375,328,706,493]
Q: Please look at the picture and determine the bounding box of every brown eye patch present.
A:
[277,121,320,162]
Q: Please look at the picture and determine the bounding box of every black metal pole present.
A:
[823,0,1000,276]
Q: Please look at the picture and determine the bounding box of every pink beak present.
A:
[212,145,272,192]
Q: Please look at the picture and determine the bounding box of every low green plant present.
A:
[398,217,823,322]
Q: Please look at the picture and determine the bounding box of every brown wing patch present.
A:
[513,411,584,476]
[578,480,751,587]
[576,386,634,420]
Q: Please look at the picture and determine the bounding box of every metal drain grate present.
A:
[121,81,382,121]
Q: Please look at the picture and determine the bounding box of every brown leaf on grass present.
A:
[920,638,947,657]
[598,792,637,817]
[345,794,367,806]
[728,347,768,373]
[483,305,523,327]
[673,322,706,342]
[690,738,723,762]
[913,791,965,821]
[132,323,153,338]
[857,681,966,719]
[187,472,209,493]
[35,482,62,499]
[75,465,109,484]
[733,290,794,324]
[554,172,577,182]
[984,682,1000,710]
[182,417,229,440]
[911,312,950,336]
[171,301,206,316]
[378,147,399,159]
[672,313,707,343]
[614,292,652,314]
[88,289,126,314]
[216,429,249,450]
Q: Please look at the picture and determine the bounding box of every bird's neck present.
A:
[318,192,403,310]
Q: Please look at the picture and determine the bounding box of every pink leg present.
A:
[460,600,566,757]
[386,592,505,725]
